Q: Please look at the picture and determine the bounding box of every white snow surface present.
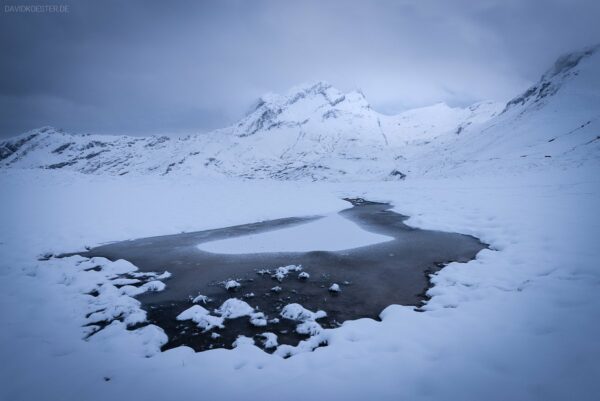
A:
[271,265,302,281]
[328,283,341,293]
[280,303,327,322]
[197,213,393,254]
[216,298,255,319]
[191,294,210,304]
[298,271,310,280]
[1,157,599,401]
[223,280,241,290]
[176,305,224,332]
[232,335,255,348]
[1,46,600,400]
[259,332,278,349]
[249,312,268,327]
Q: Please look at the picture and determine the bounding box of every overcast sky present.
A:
[1,0,599,138]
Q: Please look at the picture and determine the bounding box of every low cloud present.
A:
[1,0,599,138]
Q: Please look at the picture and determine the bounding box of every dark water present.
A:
[77,198,485,352]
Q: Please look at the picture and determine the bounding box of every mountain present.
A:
[0,82,498,180]
[406,44,600,176]
[1,45,598,180]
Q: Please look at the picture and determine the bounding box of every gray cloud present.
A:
[1,0,599,138]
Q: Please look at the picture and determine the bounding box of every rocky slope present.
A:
[408,44,600,177]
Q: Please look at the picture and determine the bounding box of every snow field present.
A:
[1,162,599,401]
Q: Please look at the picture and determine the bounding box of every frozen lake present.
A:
[79,198,486,352]
[197,212,394,254]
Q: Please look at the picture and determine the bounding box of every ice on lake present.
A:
[196,213,394,254]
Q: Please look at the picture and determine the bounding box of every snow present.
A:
[223,280,241,290]
[176,305,224,332]
[272,265,302,281]
[298,272,310,280]
[280,303,327,322]
[1,47,599,401]
[249,312,268,327]
[191,294,210,304]
[110,278,140,286]
[119,280,166,297]
[232,335,255,348]
[259,332,278,349]
[328,283,341,293]
[157,297,262,333]
[2,162,599,400]
[215,298,255,319]
[197,214,393,254]
[177,304,210,320]
[156,271,172,280]
[296,321,323,336]
[143,280,166,292]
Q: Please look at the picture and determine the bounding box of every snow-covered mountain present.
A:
[0,85,499,180]
[1,45,599,180]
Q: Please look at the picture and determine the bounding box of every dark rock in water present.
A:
[390,170,406,180]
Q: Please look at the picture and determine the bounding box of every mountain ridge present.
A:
[1,46,598,180]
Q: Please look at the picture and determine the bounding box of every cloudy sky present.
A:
[1,0,599,138]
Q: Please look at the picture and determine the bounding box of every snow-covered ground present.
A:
[1,166,598,400]
[1,46,599,400]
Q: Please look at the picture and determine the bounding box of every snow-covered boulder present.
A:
[280,303,326,322]
[223,280,241,291]
[176,305,224,331]
[216,298,255,319]
[328,283,341,293]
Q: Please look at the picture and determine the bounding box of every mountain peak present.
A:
[542,44,599,81]
[29,126,63,136]
[287,80,333,97]
[502,44,600,114]
[233,81,370,137]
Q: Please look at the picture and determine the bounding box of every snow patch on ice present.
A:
[298,271,310,280]
[259,332,278,348]
[176,305,224,332]
[191,294,211,304]
[280,303,327,322]
[197,213,393,254]
[328,283,341,293]
[223,280,241,290]
[216,298,255,319]
[249,312,268,327]
[272,265,302,281]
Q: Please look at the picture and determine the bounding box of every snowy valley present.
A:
[1,45,599,401]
